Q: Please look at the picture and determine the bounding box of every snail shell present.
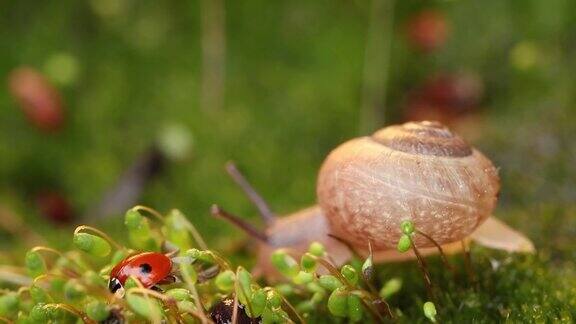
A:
[317,121,500,250]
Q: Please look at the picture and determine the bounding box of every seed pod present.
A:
[308,242,326,257]
[163,209,192,250]
[397,235,412,253]
[423,301,437,322]
[165,288,192,301]
[341,265,359,286]
[250,289,267,317]
[30,285,53,304]
[83,270,106,287]
[347,294,363,322]
[185,248,215,263]
[125,209,157,251]
[0,292,19,318]
[85,299,110,321]
[296,300,314,313]
[318,275,343,291]
[300,253,317,273]
[29,303,49,322]
[401,220,415,235]
[270,250,299,278]
[63,279,86,301]
[215,270,236,292]
[311,291,325,304]
[73,233,111,257]
[292,271,314,285]
[274,284,294,296]
[379,278,403,299]
[126,293,163,321]
[327,287,348,317]
[25,251,46,277]
[237,267,253,301]
[266,290,282,308]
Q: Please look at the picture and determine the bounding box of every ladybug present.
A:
[108,252,174,297]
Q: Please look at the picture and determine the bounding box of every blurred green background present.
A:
[0,0,575,318]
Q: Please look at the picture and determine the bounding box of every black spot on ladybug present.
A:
[210,297,262,324]
[139,263,152,274]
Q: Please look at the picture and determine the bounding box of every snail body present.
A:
[215,121,533,280]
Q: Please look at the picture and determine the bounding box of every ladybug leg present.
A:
[151,285,164,293]
[157,275,178,285]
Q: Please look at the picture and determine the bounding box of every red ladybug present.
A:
[108,252,173,296]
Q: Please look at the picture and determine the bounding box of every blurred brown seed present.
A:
[405,10,448,53]
[405,72,484,124]
[36,191,73,224]
[8,67,64,132]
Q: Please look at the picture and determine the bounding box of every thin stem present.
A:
[225,161,276,225]
[210,205,268,243]
[73,226,123,251]
[180,266,208,323]
[231,290,239,324]
[205,251,231,271]
[177,213,209,250]
[359,0,395,133]
[327,234,362,259]
[410,239,436,301]
[132,205,166,224]
[461,240,477,286]
[31,246,85,274]
[33,273,69,286]
[277,292,305,324]
[416,230,457,277]
[52,303,95,324]
[353,291,386,322]
[311,256,352,288]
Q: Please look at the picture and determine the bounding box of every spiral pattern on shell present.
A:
[317,121,500,250]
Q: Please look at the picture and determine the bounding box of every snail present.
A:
[212,121,534,280]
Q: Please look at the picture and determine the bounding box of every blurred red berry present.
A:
[405,72,484,124]
[36,191,73,224]
[8,67,65,132]
[405,10,448,53]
